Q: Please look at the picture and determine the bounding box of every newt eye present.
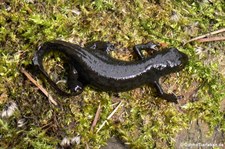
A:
[178,53,188,68]
[74,85,82,92]
[90,44,97,49]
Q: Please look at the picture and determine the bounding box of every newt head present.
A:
[165,47,188,71]
[152,47,188,75]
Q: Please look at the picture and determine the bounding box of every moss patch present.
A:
[0,0,225,148]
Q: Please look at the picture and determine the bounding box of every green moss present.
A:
[0,0,225,148]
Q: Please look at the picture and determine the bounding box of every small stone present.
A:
[60,137,71,147]
[71,136,81,145]
[1,101,18,118]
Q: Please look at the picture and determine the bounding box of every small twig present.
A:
[41,121,53,130]
[86,143,90,149]
[90,103,101,132]
[96,101,123,133]
[185,28,225,44]
[197,36,225,43]
[20,68,58,106]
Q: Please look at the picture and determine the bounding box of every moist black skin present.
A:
[33,40,188,103]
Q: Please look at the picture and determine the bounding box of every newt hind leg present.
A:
[67,64,84,94]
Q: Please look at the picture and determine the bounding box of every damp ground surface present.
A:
[0,0,225,148]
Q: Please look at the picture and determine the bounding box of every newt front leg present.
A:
[153,81,178,103]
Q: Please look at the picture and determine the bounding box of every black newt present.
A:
[33,40,188,103]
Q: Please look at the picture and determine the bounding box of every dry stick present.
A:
[197,36,225,43]
[185,28,225,44]
[85,143,90,149]
[90,103,101,132]
[21,68,58,106]
[96,101,123,133]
